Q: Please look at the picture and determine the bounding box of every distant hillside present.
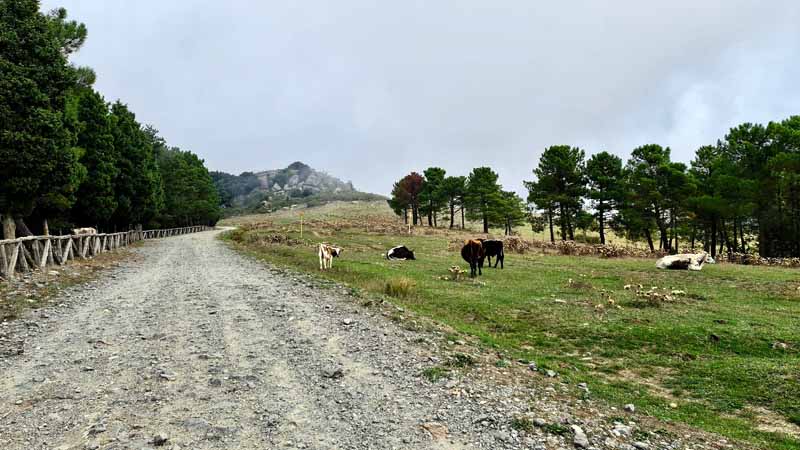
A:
[211,162,384,215]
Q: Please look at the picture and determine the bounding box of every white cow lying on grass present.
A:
[318,243,343,270]
[656,253,710,271]
[72,227,97,236]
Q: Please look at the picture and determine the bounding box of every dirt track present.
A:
[0,230,733,450]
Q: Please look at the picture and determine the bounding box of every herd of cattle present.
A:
[319,239,505,277]
[320,239,716,276]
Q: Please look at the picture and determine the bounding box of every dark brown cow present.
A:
[461,239,485,277]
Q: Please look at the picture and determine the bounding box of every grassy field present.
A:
[223,201,800,450]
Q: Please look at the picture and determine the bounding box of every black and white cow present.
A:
[386,245,416,260]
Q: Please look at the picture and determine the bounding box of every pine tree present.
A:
[465,167,502,233]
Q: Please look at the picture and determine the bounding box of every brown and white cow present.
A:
[318,243,343,270]
[461,239,485,277]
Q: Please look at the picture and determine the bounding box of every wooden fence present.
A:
[0,226,211,280]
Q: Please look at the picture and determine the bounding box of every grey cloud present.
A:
[43,0,800,194]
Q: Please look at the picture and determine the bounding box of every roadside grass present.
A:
[223,204,800,450]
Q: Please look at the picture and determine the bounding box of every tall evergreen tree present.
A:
[440,175,466,229]
[71,89,118,229]
[156,145,221,227]
[585,151,623,244]
[465,167,502,233]
[419,167,447,227]
[109,102,163,228]
[527,145,586,241]
[0,0,83,238]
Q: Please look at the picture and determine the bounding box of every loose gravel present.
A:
[0,231,744,449]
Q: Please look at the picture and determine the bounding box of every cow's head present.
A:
[407,249,416,260]
[332,247,343,257]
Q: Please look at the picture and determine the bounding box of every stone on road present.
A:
[0,230,475,450]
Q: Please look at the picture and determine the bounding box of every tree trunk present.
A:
[14,218,33,237]
[739,220,746,252]
[731,217,739,253]
[412,204,419,226]
[2,214,16,240]
[449,203,455,229]
[644,228,655,252]
[690,225,696,250]
[461,206,465,229]
[548,207,555,243]
[598,203,606,245]
[559,204,567,241]
[710,219,718,257]
[482,211,488,233]
[43,219,50,236]
[425,200,432,226]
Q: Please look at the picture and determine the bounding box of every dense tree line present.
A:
[526,117,800,258]
[0,1,220,239]
[388,167,526,235]
[390,117,800,258]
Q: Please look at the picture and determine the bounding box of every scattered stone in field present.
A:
[669,402,678,408]
[159,371,176,381]
[208,378,222,387]
[633,441,650,449]
[612,424,633,436]
[577,382,589,393]
[32,375,45,383]
[342,318,354,326]
[671,290,686,296]
[624,404,636,413]
[420,422,448,440]
[545,370,557,378]
[571,425,589,448]
[623,284,632,290]
[322,366,344,379]
[492,430,511,442]
[533,418,547,427]
[152,433,169,446]
[708,334,721,343]
[88,422,106,435]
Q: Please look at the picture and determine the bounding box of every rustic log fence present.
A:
[0,226,212,280]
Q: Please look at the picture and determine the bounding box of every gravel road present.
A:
[0,231,737,450]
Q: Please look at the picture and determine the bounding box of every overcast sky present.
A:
[42,1,800,195]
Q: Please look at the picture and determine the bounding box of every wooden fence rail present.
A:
[0,225,212,280]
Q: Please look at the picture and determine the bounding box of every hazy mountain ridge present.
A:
[255,161,355,194]
[211,162,383,215]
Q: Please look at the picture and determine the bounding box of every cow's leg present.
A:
[320,253,324,270]
[499,254,504,269]
[486,255,492,267]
